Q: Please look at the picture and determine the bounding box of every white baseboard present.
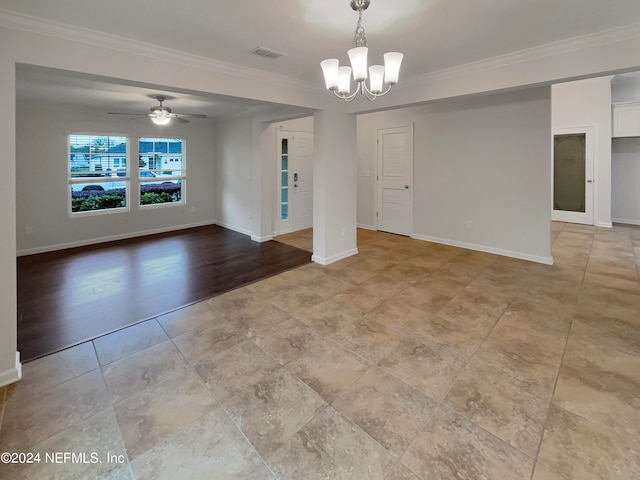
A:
[251,234,274,243]
[611,218,640,226]
[412,234,554,265]
[17,221,216,256]
[596,221,613,228]
[312,248,359,266]
[213,221,252,237]
[0,352,22,387]
[357,224,377,231]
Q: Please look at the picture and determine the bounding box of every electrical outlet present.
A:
[466,220,473,229]
[25,226,33,235]
[190,206,196,213]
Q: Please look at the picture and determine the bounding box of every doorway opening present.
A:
[273,118,314,251]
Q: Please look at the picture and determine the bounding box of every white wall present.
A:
[551,76,614,227]
[358,87,552,263]
[16,102,216,254]
[612,137,640,224]
[611,74,640,224]
[214,116,253,235]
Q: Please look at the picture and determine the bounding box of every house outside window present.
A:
[68,134,129,214]
[138,137,185,207]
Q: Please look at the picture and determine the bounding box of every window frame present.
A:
[137,136,186,209]
[67,132,130,217]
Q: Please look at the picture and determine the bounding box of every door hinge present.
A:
[376,211,378,217]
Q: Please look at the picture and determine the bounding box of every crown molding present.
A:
[402,21,640,87]
[0,9,318,93]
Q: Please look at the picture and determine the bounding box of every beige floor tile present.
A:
[499,297,573,337]
[578,283,640,311]
[268,407,394,480]
[102,340,190,404]
[5,342,98,403]
[131,406,273,480]
[172,320,246,365]
[386,462,422,480]
[435,288,509,335]
[10,409,131,480]
[1,370,110,451]
[531,463,567,480]
[294,301,361,337]
[193,339,279,400]
[413,315,486,359]
[269,283,337,314]
[471,344,560,394]
[224,368,327,458]
[157,301,221,337]
[379,337,467,400]
[114,369,216,460]
[538,405,640,480]
[333,367,438,458]
[94,319,168,366]
[553,335,640,440]
[571,309,640,356]
[246,273,292,299]
[327,314,407,364]
[324,286,387,317]
[364,300,430,335]
[285,337,370,403]
[206,286,263,312]
[248,317,318,365]
[444,360,550,456]
[401,404,534,480]
[389,284,454,316]
[583,270,640,294]
[384,263,430,284]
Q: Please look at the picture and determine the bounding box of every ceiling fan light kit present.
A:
[320,0,403,101]
[108,95,208,125]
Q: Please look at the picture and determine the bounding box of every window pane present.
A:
[140,180,182,206]
[71,182,127,213]
[281,156,288,171]
[281,172,288,187]
[281,188,288,203]
[281,204,288,220]
[281,139,288,155]
[554,134,586,213]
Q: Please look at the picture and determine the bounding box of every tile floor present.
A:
[1,222,639,479]
[274,228,313,252]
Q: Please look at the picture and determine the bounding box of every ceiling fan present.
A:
[108,95,208,125]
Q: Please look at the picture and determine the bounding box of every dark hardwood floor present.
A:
[17,225,312,362]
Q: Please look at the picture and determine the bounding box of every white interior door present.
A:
[292,132,313,231]
[277,131,313,234]
[552,127,594,225]
[377,126,413,236]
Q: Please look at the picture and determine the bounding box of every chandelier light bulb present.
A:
[320,0,403,101]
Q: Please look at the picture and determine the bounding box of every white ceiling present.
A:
[4,0,640,115]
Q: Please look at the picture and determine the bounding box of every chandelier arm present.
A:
[360,82,393,101]
[333,82,361,101]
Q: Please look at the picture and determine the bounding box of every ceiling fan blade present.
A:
[175,113,208,119]
[108,112,146,116]
[175,117,189,124]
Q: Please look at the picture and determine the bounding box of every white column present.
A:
[312,107,358,264]
[0,56,21,386]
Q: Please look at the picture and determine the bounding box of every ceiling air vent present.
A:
[249,46,287,60]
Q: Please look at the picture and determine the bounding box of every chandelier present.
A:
[320,0,403,102]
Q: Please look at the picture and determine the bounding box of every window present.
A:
[281,138,289,220]
[69,134,128,214]
[138,137,185,206]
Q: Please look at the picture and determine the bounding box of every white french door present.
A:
[552,127,594,225]
[377,126,413,236]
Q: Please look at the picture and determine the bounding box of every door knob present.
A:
[587,179,593,183]
[404,185,410,189]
